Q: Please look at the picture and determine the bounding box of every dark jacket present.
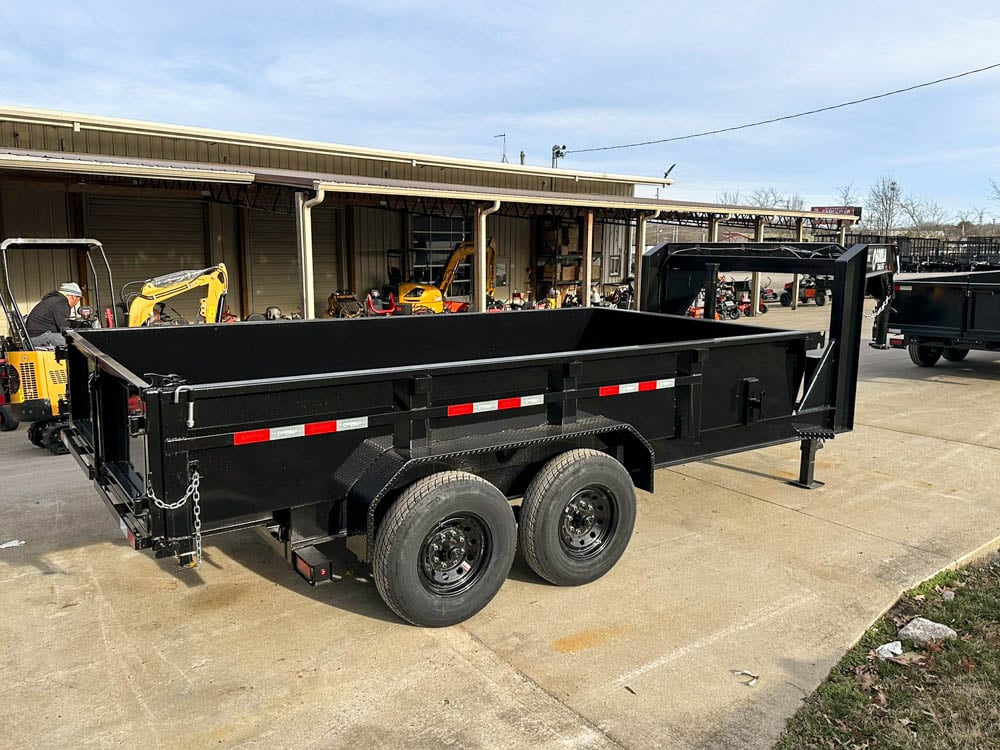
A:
[25,291,72,336]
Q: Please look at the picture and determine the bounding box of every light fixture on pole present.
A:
[551,145,567,169]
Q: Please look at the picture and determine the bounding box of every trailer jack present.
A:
[789,425,836,489]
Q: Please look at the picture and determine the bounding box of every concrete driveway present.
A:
[2,303,998,749]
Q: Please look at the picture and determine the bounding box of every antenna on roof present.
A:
[494,133,508,163]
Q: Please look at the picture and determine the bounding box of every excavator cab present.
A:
[0,238,118,451]
[393,240,496,313]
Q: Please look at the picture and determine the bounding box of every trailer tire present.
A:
[373,471,516,627]
[942,348,969,362]
[908,342,941,367]
[0,405,18,432]
[815,291,827,307]
[779,292,792,307]
[519,449,636,587]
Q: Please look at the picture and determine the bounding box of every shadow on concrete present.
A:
[860,350,1000,385]
[700,458,789,483]
[214,529,403,625]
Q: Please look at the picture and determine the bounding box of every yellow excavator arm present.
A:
[126,264,228,327]
[395,240,496,313]
[437,240,497,298]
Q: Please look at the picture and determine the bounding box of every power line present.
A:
[566,62,1000,155]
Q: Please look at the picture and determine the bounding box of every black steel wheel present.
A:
[779,292,792,307]
[942,348,969,362]
[908,342,941,367]
[373,471,516,627]
[519,449,637,586]
[727,307,741,320]
[815,291,827,307]
[0,405,18,432]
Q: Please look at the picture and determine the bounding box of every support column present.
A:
[792,217,805,310]
[838,220,848,246]
[633,212,647,310]
[707,214,721,242]
[582,210,594,307]
[750,216,766,317]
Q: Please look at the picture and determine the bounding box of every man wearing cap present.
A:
[25,282,83,349]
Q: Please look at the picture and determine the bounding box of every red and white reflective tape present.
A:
[234,416,369,446]
[598,378,675,397]
[447,393,545,418]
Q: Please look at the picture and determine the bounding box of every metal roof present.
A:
[0,147,859,224]
[0,149,254,183]
[0,104,672,188]
[261,168,856,222]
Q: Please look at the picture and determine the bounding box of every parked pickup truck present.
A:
[61,242,895,626]
[888,271,1000,366]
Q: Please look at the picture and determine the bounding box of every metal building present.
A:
[0,105,856,330]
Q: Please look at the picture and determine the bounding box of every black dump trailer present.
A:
[888,271,1000,366]
[61,242,895,626]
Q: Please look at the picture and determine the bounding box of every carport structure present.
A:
[0,106,856,320]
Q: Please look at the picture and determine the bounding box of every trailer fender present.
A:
[344,422,653,562]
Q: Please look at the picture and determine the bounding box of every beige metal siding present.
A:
[247,208,338,318]
[0,118,636,197]
[247,210,298,315]
[352,207,401,295]
[601,222,631,283]
[0,188,74,335]
[487,215,531,300]
[84,197,208,321]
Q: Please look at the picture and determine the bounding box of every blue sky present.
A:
[1,1,998,218]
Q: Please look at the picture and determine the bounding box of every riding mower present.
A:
[779,275,831,307]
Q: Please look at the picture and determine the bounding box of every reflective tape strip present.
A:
[447,393,545,418]
[233,416,369,446]
[599,378,675,397]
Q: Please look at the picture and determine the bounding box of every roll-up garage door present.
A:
[248,207,338,318]
[85,197,208,322]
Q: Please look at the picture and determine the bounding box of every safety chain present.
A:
[866,295,893,320]
[147,470,203,566]
[148,469,201,510]
[192,485,203,565]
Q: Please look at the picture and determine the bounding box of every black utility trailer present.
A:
[888,271,1000,366]
[62,242,894,626]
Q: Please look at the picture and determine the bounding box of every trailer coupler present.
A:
[789,425,836,489]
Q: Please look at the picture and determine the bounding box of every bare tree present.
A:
[748,186,783,208]
[835,182,860,207]
[900,196,950,235]
[717,190,744,205]
[957,207,999,237]
[865,176,903,234]
[990,179,1000,206]
[783,193,806,211]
